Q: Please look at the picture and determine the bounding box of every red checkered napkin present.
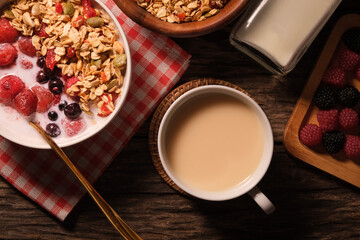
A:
[0,0,191,221]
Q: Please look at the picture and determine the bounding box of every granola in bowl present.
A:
[136,0,228,23]
[0,0,131,148]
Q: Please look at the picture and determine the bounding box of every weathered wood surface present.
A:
[1,1,360,239]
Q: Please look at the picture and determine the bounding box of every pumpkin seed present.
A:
[63,2,75,16]
[113,54,127,68]
[91,59,102,69]
[87,17,104,28]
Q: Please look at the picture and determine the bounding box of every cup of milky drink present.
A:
[158,85,275,214]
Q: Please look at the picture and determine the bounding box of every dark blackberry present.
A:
[337,86,360,108]
[45,123,61,137]
[343,28,360,54]
[313,85,336,110]
[322,131,346,154]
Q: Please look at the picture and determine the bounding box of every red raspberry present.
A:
[299,124,323,147]
[339,108,359,130]
[0,18,19,43]
[55,2,63,14]
[18,36,37,57]
[52,94,61,105]
[0,75,25,105]
[20,58,33,69]
[344,135,360,159]
[13,89,37,116]
[321,66,346,89]
[35,22,49,38]
[66,47,76,58]
[61,118,85,137]
[0,43,17,66]
[31,86,54,113]
[317,109,339,131]
[45,48,57,70]
[356,67,360,80]
[82,0,97,18]
[337,45,360,71]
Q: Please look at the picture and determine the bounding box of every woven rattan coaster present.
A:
[148,78,251,194]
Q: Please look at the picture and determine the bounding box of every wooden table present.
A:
[1,1,360,239]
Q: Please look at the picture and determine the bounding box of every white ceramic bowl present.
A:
[0,0,131,149]
[158,85,275,213]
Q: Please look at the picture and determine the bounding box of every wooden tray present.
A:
[284,14,360,187]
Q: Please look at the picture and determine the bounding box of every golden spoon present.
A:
[30,121,142,240]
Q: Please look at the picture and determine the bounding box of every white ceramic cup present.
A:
[158,85,275,214]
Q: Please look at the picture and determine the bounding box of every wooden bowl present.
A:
[114,0,249,38]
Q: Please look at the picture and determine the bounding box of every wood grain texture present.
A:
[113,0,249,38]
[1,1,360,239]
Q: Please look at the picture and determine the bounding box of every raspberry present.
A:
[0,43,17,66]
[18,36,37,57]
[322,131,346,154]
[317,109,339,131]
[337,86,360,108]
[0,75,25,105]
[45,48,57,70]
[343,28,360,54]
[344,135,360,159]
[339,108,359,130]
[321,66,346,89]
[356,67,360,80]
[0,18,19,43]
[31,86,54,113]
[13,89,38,116]
[61,118,85,137]
[337,45,360,72]
[35,22,49,38]
[299,124,323,147]
[313,85,336,110]
[52,94,61,105]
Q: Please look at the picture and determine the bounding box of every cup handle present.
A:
[247,186,275,214]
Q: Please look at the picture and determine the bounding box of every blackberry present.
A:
[336,86,360,108]
[322,131,346,154]
[343,28,360,54]
[313,85,336,110]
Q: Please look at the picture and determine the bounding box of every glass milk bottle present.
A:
[230,0,342,75]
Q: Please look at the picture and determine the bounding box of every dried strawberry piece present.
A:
[0,18,19,43]
[31,86,54,113]
[20,58,33,69]
[0,75,25,105]
[45,48,57,70]
[18,36,37,57]
[82,0,97,18]
[72,16,85,28]
[178,12,185,21]
[65,76,79,91]
[61,118,85,137]
[35,22,49,38]
[55,2,63,14]
[0,43,17,66]
[98,93,115,117]
[13,89,38,116]
[66,46,76,58]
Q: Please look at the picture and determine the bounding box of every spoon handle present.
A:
[30,122,142,240]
